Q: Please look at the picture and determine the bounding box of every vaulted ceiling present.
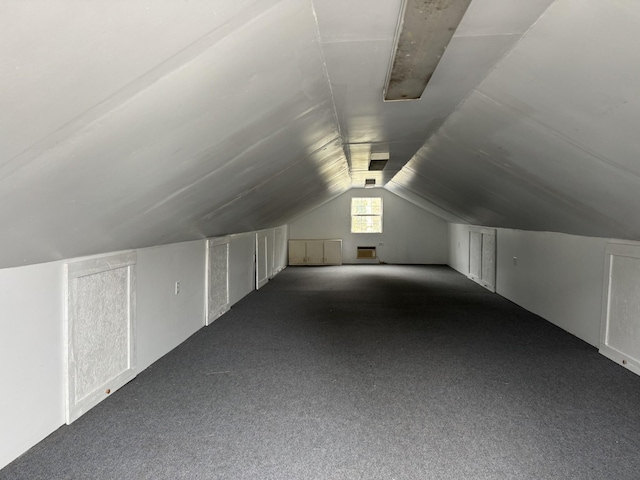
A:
[1,0,638,268]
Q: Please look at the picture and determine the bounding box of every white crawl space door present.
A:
[600,243,640,376]
[207,236,230,325]
[267,229,275,279]
[273,226,287,275]
[256,231,269,289]
[468,228,496,292]
[469,230,482,280]
[65,252,137,424]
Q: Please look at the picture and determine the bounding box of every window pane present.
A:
[370,198,382,215]
[351,198,365,215]
[351,197,382,215]
[351,215,382,233]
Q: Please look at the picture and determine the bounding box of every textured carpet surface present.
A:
[2,265,640,479]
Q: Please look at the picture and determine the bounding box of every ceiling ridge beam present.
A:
[309,0,349,177]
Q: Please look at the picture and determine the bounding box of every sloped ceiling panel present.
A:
[0,0,349,267]
[0,0,275,171]
[193,142,350,236]
[390,0,640,240]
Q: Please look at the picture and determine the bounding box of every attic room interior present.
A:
[2,0,640,477]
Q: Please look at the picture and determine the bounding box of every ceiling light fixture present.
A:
[383,0,472,101]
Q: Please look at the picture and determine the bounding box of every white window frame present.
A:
[351,197,383,233]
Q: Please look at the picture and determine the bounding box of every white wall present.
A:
[290,189,447,264]
[273,225,288,276]
[228,232,257,306]
[137,240,207,371]
[0,226,286,469]
[0,261,65,471]
[448,223,472,274]
[448,224,609,347]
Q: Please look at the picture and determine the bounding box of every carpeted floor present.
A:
[2,265,640,479]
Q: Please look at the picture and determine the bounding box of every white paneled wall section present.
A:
[449,224,609,347]
[0,226,287,470]
[289,189,447,264]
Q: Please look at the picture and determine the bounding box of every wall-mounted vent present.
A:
[365,178,376,188]
[357,246,377,259]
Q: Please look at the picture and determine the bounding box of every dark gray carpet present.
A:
[3,265,640,479]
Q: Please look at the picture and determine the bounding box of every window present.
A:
[351,197,382,233]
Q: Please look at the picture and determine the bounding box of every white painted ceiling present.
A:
[1,0,638,267]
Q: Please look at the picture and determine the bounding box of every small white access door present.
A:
[468,228,496,292]
[207,237,230,325]
[267,229,275,279]
[289,240,306,265]
[323,240,343,265]
[256,231,269,289]
[600,243,640,376]
[306,240,324,264]
[273,226,287,274]
[469,230,482,280]
[65,252,137,424]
